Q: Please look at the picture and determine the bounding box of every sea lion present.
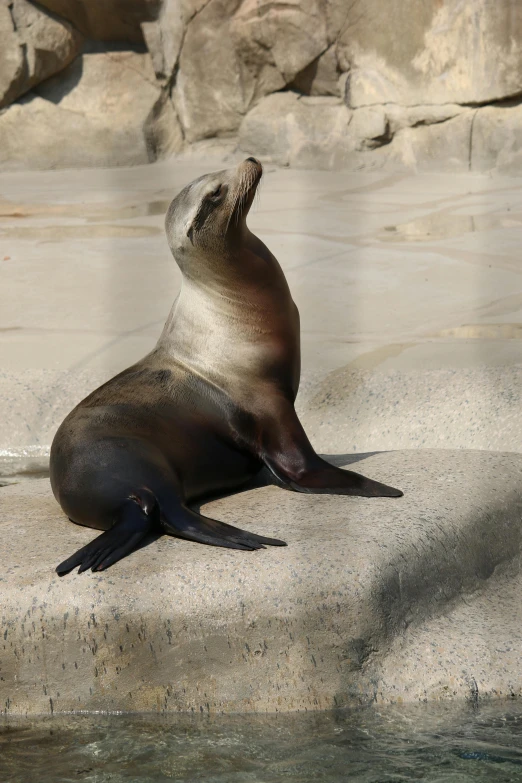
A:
[50,157,402,575]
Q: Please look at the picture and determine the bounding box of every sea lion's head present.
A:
[165,158,262,271]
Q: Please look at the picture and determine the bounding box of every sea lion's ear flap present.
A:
[187,224,194,244]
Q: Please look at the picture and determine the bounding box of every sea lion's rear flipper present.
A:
[56,493,157,576]
[259,401,403,498]
[160,505,286,551]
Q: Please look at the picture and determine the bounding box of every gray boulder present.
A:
[338,0,522,108]
[0,51,182,171]
[349,106,390,150]
[174,0,330,142]
[239,92,352,168]
[232,0,328,86]
[173,0,246,142]
[0,1,24,109]
[472,104,522,174]
[386,113,474,172]
[0,0,82,110]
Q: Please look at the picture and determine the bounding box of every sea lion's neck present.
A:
[157,237,300,396]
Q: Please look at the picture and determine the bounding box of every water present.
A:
[3,702,522,782]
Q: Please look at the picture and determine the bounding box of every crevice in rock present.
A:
[364,120,393,150]
[483,93,522,109]
[144,88,184,162]
[186,0,214,28]
[287,58,319,95]
[7,0,18,31]
[171,0,214,90]
[272,87,301,100]
[170,92,186,143]
[370,130,393,149]
[409,112,465,128]
[18,39,30,82]
[462,90,522,109]
[287,44,339,96]
[82,39,146,54]
[354,89,522,113]
[144,91,169,162]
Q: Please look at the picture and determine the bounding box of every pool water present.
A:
[2,701,522,782]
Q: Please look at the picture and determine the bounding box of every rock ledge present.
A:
[1,449,522,714]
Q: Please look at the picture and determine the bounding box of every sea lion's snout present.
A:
[235,157,262,207]
[239,156,263,182]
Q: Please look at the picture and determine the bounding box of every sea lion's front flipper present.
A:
[160,505,286,550]
[56,495,157,576]
[259,400,403,498]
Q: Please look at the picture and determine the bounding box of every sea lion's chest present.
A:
[162,287,301,403]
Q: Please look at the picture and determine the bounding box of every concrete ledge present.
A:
[1,449,522,714]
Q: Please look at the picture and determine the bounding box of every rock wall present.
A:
[1,0,521,172]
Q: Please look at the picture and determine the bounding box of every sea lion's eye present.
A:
[207,185,223,202]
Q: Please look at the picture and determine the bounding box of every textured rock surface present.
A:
[239,93,474,171]
[0,50,182,170]
[239,92,353,168]
[172,0,522,170]
[0,0,82,110]
[141,0,184,80]
[1,450,522,714]
[472,103,522,175]
[302,367,522,456]
[0,2,25,109]
[173,0,246,142]
[36,0,160,42]
[339,0,522,108]
[232,0,328,93]
[173,0,331,142]
[1,0,522,171]
[386,113,475,172]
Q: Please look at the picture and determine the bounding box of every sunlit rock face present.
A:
[0,0,83,111]
[1,0,522,171]
[336,0,522,108]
